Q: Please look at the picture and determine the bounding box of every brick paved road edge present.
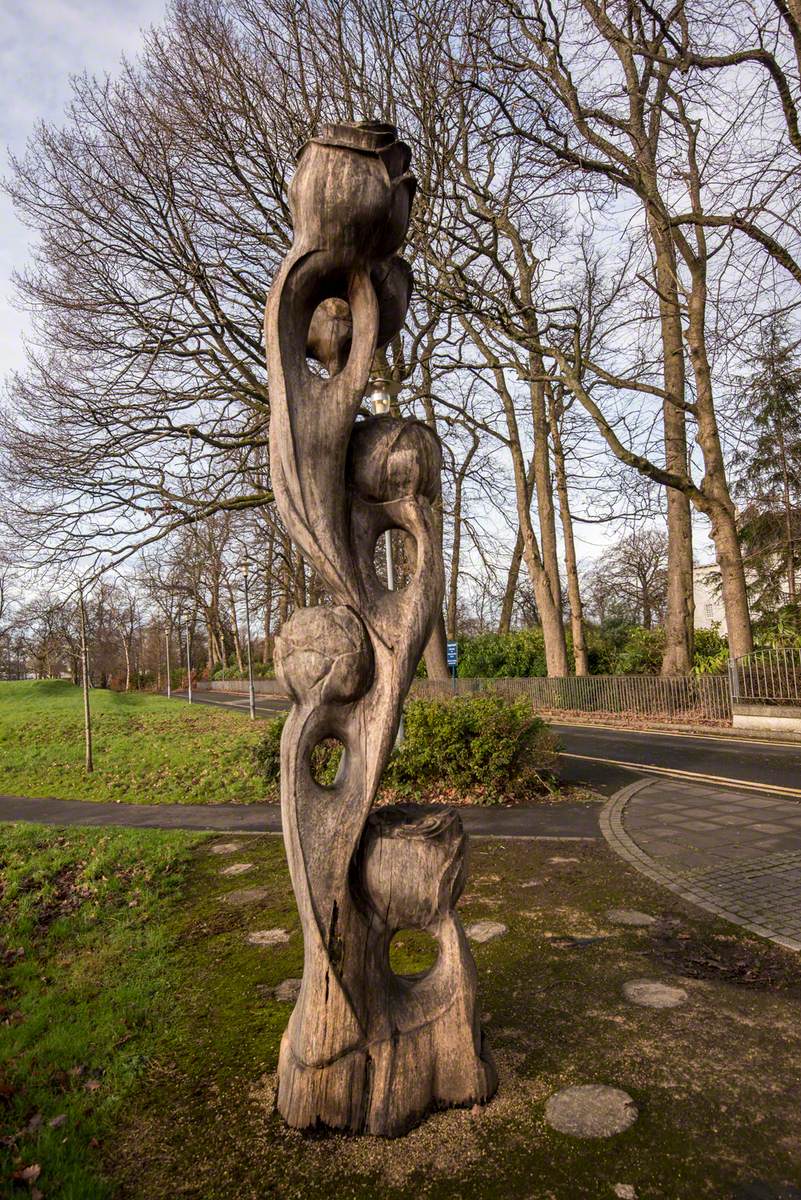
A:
[600,779,801,953]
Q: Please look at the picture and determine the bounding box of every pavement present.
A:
[602,777,801,951]
[5,690,801,950]
[0,793,599,839]
[180,690,801,798]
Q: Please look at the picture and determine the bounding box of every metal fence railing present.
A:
[411,673,733,723]
[733,648,801,705]
[202,670,734,722]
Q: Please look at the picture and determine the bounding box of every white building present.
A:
[693,563,727,633]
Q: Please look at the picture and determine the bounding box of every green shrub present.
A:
[755,604,801,649]
[386,694,557,802]
[615,626,666,674]
[458,630,547,678]
[253,712,342,789]
[693,625,729,675]
[254,694,558,804]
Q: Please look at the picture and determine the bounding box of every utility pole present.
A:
[243,559,256,721]
[78,583,93,773]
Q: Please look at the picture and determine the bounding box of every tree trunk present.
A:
[263,525,276,662]
[680,129,753,660]
[548,386,589,675]
[461,318,568,676]
[498,531,524,635]
[777,414,797,604]
[447,435,478,640]
[424,613,450,680]
[648,215,695,675]
[529,350,563,615]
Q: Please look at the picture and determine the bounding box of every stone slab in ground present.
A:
[219,862,253,876]
[274,978,301,1002]
[465,920,507,943]
[247,928,290,947]
[606,908,656,927]
[209,842,242,855]
[221,887,270,906]
[545,1084,638,1138]
[623,979,688,1009]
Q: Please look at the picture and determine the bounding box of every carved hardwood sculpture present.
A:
[264,120,497,1136]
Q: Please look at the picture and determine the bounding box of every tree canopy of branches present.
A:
[4,0,801,676]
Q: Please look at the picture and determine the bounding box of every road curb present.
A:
[600,779,801,953]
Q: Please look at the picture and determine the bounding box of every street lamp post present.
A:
[242,559,256,721]
[78,583,93,773]
[185,620,193,704]
[368,377,396,591]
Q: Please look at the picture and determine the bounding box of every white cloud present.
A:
[0,0,167,377]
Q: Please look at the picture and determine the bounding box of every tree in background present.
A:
[735,318,801,618]
[584,530,669,630]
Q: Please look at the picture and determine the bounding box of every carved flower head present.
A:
[275,605,373,705]
[348,416,442,505]
[289,121,416,261]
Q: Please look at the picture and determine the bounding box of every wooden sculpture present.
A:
[264,120,497,1137]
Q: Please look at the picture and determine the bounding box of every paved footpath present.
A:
[0,794,599,839]
[6,778,801,952]
[602,778,801,952]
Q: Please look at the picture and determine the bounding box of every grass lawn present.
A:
[0,681,267,805]
[3,822,801,1198]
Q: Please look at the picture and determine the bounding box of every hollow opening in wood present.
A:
[373,527,414,591]
[305,296,352,381]
[389,929,439,977]
[309,735,346,787]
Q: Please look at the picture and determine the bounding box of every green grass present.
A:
[4,821,799,1199]
[0,680,267,804]
[0,822,202,1198]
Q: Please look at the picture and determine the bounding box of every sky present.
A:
[0,0,713,587]
[0,0,168,378]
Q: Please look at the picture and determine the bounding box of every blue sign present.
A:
[446,641,459,667]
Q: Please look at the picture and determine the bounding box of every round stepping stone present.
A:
[219,862,253,877]
[606,909,655,928]
[614,1187,637,1200]
[274,978,301,1002]
[209,842,242,855]
[545,1084,638,1138]
[465,920,507,943]
[247,928,290,947]
[623,979,688,1009]
[221,886,269,906]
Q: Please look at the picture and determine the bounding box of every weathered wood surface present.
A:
[264,120,496,1136]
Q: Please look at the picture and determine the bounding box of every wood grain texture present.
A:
[264,120,496,1136]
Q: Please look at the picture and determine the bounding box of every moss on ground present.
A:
[107,835,801,1200]
[3,820,800,1198]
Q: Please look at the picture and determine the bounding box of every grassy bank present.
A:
[0,822,202,1197]
[0,681,266,804]
[3,821,800,1198]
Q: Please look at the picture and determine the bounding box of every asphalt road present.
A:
[178,690,801,799]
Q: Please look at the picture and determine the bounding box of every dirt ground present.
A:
[106,834,801,1200]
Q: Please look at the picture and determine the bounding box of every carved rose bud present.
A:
[347,416,442,505]
[275,605,373,705]
[357,806,467,931]
[289,121,416,262]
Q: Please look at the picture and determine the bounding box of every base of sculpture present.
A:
[276,806,498,1136]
